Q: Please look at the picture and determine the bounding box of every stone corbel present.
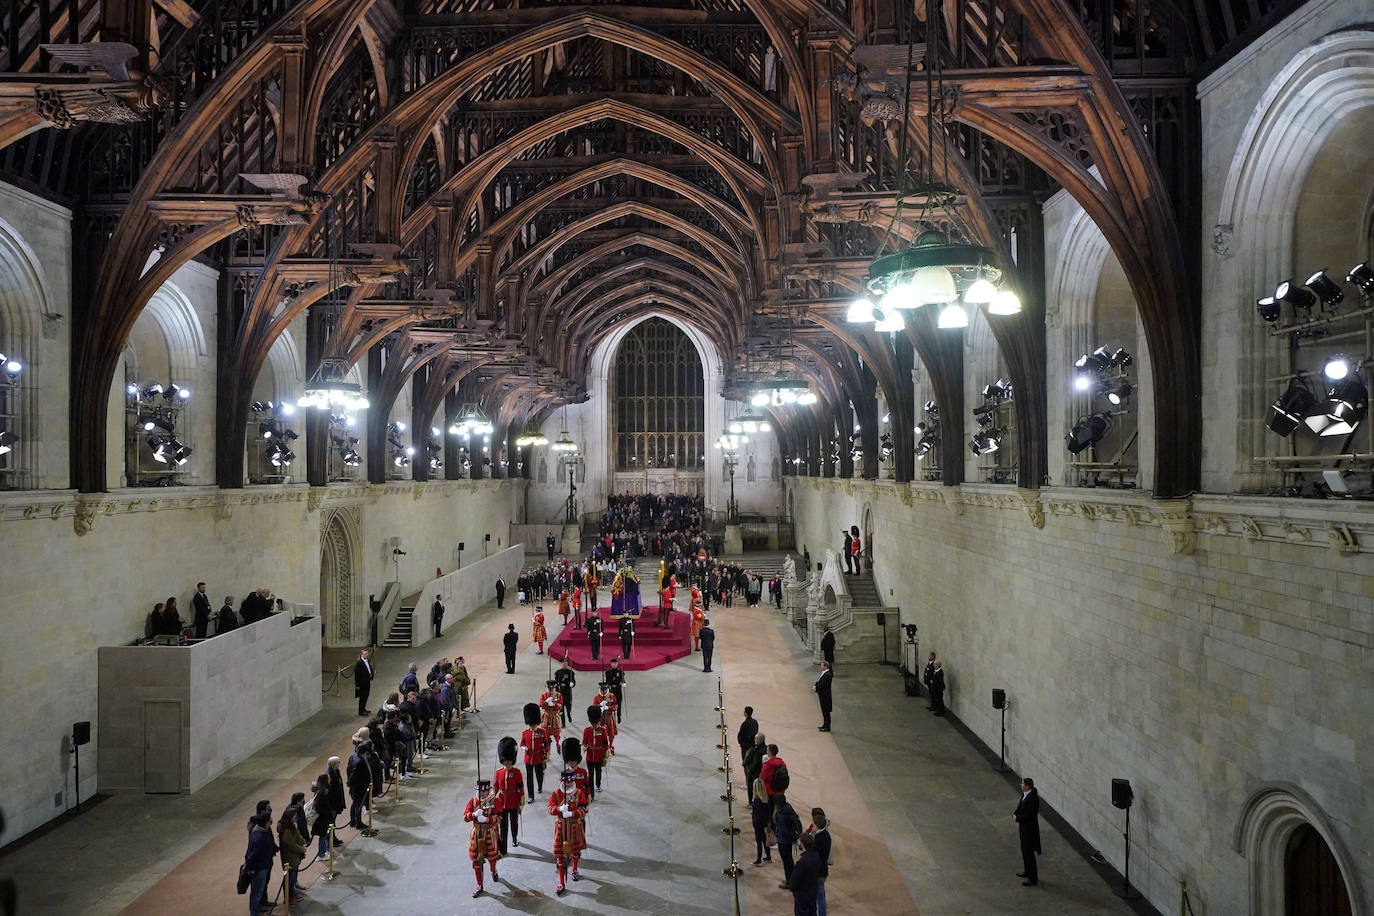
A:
[1324,523,1358,554]
[214,497,233,521]
[941,487,963,516]
[73,494,110,535]
[1016,489,1045,528]
[1156,500,1195,555]
[33,73,175,128]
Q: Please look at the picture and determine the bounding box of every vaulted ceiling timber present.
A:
[0,0,1284,496]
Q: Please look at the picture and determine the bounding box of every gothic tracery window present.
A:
[613,318,704,470]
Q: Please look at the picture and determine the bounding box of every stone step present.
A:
[383,607,415,647]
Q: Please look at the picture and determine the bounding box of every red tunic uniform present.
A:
[520,727,551,765]
[548,786,589,857]
[463,795,504,862]
[558,592,571,623]
[539,691,564,738]
[582,723,610,764]
[531,613,547,645]
[493,764,524,811]
[592,693,618,746]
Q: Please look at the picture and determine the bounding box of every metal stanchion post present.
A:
[282,874,291,916]
[322,823,338,880]
[469,677,480,714]
[361,784,378,837]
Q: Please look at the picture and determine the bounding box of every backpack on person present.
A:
[771,761,790,793]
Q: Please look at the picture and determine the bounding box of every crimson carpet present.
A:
[547,605,694,671]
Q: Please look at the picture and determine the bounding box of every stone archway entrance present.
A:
[861,502,874,571]
[320,509,361,646]
[1235,784,1362,916]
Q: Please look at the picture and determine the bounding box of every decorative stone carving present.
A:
[34,73,174,129]
[1324,523,1358,554]
[1157,500,1195,555]
[1211,223,1234,259]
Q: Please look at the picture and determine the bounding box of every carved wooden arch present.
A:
[405,100,776,249]
[561,296,734,377]
[533,231,738,310]
[457,158,754,287]
[561,287,738,360]
[388,12,796,202]
[785,337,858,409]
[500,201,746,281]
[554,257,737,321]
[298,0,385,149]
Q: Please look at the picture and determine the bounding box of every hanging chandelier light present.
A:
[728,407,770,435]
[847,0,1021,332]
[551,406,578,453]
[750,370,818,407]
[716,432,746,451]
[448,402,494,437]
[515,428,549,447]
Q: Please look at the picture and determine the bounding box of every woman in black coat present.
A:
[749,777,774,866]
[327,756,346,841]
[743,733,766,789]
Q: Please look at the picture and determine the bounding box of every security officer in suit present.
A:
[1013,777,1041,886]
[699,618,716,672]
[587,615,604,661]
[617,616,635,659]
[922,652,937,708]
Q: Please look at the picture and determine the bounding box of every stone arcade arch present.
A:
[0,214,51,489]
[319,508,363,646]
[1234,783,1363,916]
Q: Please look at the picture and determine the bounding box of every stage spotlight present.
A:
[1264,379,1318,436]
[251,401,268,412]
[1348,262,1374,293]
[141,383,164,399]
[969,429,1003,456]
[170,443,193,465]
[1255,296,1281,322]
[0,429,17,455]
[277,402,295,417]
[138,414,158,432]
[283,429,299,441]
[924,400,939,415]
[1109,348,1133,368]
[127,383,141,397]
[164,384,191,402]
[1105,382,1133,406]
[0,353,21,377]
[1304,377,1368,437]
[1075,350,1109,374]
[1066,414,1109,454]
[259,423,275,439]
[915,434,935,458]
[1324,357,1351,381]
[1305,270,1344,306]
[1274,279,1316,310]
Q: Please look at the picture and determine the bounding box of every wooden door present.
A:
[1286,825,1352,916]
[142,700,182,794]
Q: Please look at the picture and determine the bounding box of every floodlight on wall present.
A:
[1264,378,1319,436]
[259,422,276,439]
[1105,382,1133,406]
[1348,262,1374,293]
[0,352,21,377]
[1303,377,1368,437]
[1066,413,1110,455]
[1273,278,1316,311]
[163,384,191,402]
[969,429,1003,455]
[1323,356,1351,381]
[0,429,17,455]
[1305,270,1345,306]
[981,379,1012,401]
[847,297,876,323]
[1255,296,1281,322]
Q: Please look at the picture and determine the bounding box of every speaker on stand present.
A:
[991,690,1007,771]
[71,721,91,813]
[1112,778,1141,899]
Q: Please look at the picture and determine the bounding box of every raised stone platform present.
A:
[547,605,693,671]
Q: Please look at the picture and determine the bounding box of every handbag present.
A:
[236,864,252,895]
[764,825,777,848]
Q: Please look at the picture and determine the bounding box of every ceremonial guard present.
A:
[571,586,583,628]
[531,608,548,655]
[519,702,552,795]
[493,737,525,855]
[463,778,504,897]
[558,589,572,626]
[554,658,576,726]
[561,736,592,799]
[540,679,565,742]
[592,682,619,752]
[587,614,604,661]
[604,657,626,722]
[548,767,590,895]
[690,591,707,651]
[587,570,599,610]
[618,615,635,658]
[583,705,611,797]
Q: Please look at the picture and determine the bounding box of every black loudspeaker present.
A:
[72,721,91,746]
[992,689,1006,709]
[1112,778,1134,809]
[876,613,886,626]
[484,533,491,541]
[458,541,465,551]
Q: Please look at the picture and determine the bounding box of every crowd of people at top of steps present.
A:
[141,583,280,644]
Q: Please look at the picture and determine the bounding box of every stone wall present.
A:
[0,477,521,845]
[788,477,1373,915]
[412,545,525,649]
[97,611,322,794]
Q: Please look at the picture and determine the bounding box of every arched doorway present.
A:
[860,502,874,572]
[1236,784,1362,916]
[319,509,361,645]
[1286,825,1353,916]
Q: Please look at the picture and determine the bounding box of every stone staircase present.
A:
[383,603,415,647]
[846,571,883,607]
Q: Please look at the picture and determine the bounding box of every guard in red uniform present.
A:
[571,586,583,629]
[582,705,611,798]
[539,680,564,743]
[560,736,591,800]
[531,609,547,655]
[548,767,589,894]
[463,778,504,897]
[592,682,618,753]
[493,736,524,855]
[558,590,572,625]
[519,702,552,795]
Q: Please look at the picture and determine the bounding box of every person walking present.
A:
[1014,777,1041,886]
[548,767,590,895]
[495,575,507,609]
[503,624,519,674]
[464,778,504,897]
[814,660,833,732]
[773,790,803,888]
[432,594,445,638]
[699,618,715,672]
[494,737,525,854]
[353,648,374,717]
[788,832,823,916]
[749,777,773,866]
[804,808,833,916]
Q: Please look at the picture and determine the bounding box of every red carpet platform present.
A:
[548,606,694,672]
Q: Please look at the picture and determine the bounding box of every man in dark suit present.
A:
[546,534,556,561]
[820,628,836,672]
[495,576,507,609]
[192,582,213,639]
[587,615,603,661]
[841,530,854,574]
[617,616,635,659]
[432,594,445,638]
[922,652,937,707]
[929,660,946,716]
[813,661,833,731]
[737,707,758,758]
[353,649,374,716]
[699,619,715,672]
[503,624,519,673]
[1014,777,1041,886]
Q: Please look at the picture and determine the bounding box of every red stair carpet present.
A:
[548,606,694,672]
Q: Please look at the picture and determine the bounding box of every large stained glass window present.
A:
[613,318,704,470]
